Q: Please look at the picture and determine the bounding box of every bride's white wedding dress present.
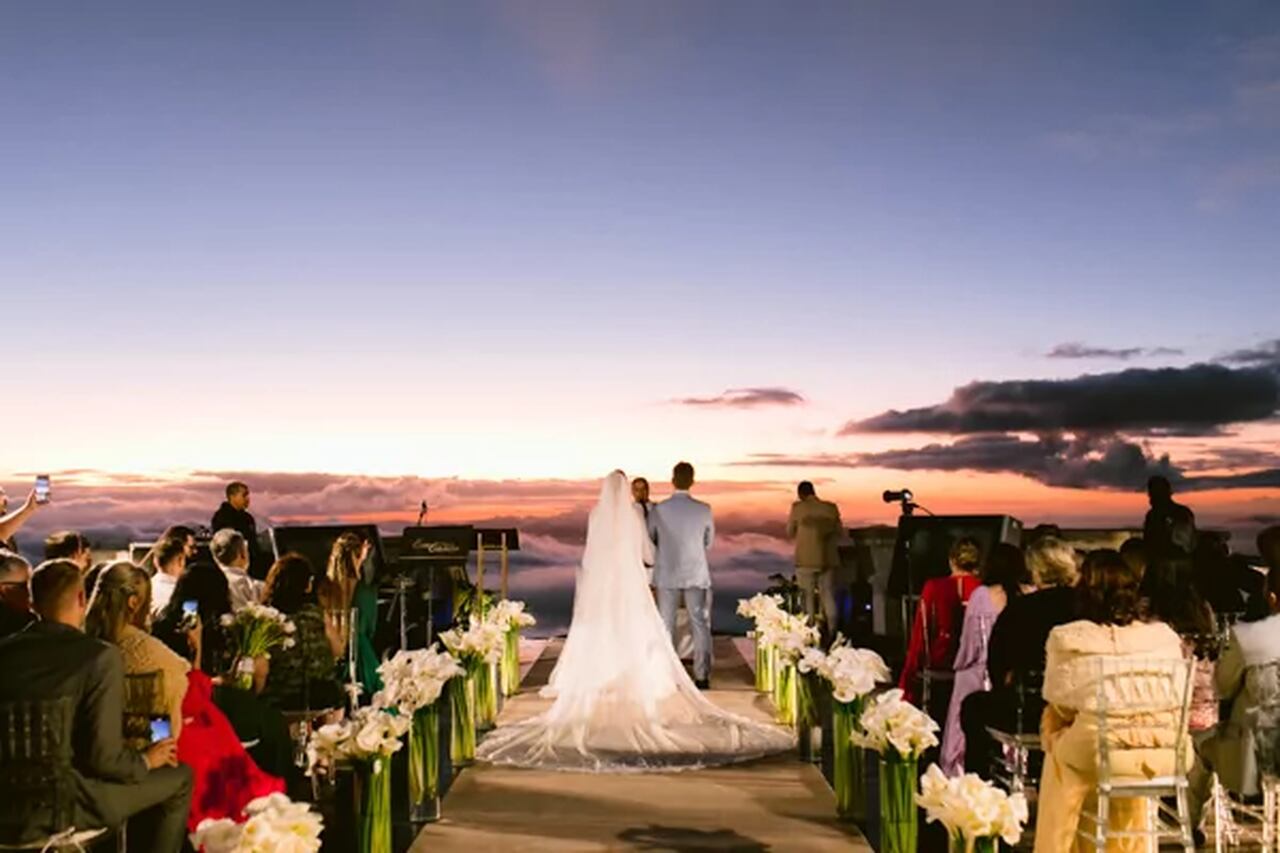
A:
[476,471,794,772]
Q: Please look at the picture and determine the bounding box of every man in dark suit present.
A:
[0,550,35,639]
[0,560,192,852]
[212,480,267,579]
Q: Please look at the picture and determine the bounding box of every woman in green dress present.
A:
[317,531,382,701]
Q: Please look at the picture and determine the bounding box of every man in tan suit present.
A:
[786,481,843,630]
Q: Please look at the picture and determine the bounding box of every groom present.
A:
[648,461,715,689]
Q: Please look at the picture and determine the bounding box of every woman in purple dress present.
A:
[941,543,1025,776]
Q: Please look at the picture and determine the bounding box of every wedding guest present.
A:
[149,536,188,619]
[1147,565,1219,735]
[786,481,844,630]
[940,543,1023,776]
[1119,537,1147,585]
[45,529,93,573]
[211,528,262,611]
[0,550,34,639]
[212,481,267,579]
[154,560,233,676]
[84,562,284,831]
[139,525,197,576]
[316,532,382,697]
[1186,565,1280,832]
[0,486,41,552]
[1143,475,1196,562]
[1033,550,1185,850]
[1261,525,1280,571]
[631,478,657,575]
[0,559,192,852]
[261,553,344,711]
[961,535,1079,773]
[1193,535,1244,616]
[899,537,983,707]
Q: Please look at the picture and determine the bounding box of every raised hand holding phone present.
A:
[34,475,50,505]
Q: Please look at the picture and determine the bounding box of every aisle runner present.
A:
[413,636,871,852]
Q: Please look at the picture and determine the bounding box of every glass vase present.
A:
[475,660,500,731]
[879,753,918,853]
[774,663,797,726]
[450,673,477,768]
[409,703,441,823]
[953,838,997,853]
[354,757,392,853]
[502,628,521,697]
[833,699,867,822]
[795,672,819,762]
[753,634,772,693]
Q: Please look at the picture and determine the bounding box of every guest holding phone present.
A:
[85,562,284,831]
[0,481,45,552]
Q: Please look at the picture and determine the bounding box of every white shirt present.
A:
[219,562,263,612]
[151,572,178,618]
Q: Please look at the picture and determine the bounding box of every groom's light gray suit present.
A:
[648,490,714,681]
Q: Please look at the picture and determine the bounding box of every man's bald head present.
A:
[31,559,86,624]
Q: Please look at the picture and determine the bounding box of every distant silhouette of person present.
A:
[1193,534,1244,616]
[1143,475,1196,561]
[212,481,267,579]
[786,481,843,629]
[1260,526,1280,572]
[631,477,656,574]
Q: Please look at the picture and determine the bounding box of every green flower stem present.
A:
[833,700,867,822]
[502,628,521,697]
[879,753,918,853]
[355,757,392,853]
[775,663,797,726]
[450,671,477,767]
[409,703,440,806]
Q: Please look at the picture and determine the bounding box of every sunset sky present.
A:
[3,1,1279,576]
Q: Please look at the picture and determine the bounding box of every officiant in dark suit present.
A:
[212,480,268,579]
[0,560,192,851]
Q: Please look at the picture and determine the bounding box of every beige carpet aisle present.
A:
[412,636,873,852]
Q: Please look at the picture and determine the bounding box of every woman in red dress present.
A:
[898,538,984,706]
[86,561,285,831]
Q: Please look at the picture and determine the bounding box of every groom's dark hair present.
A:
[672,462,695,490]
[797,481,815,498]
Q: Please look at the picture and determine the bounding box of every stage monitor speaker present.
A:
[269,524,387,584]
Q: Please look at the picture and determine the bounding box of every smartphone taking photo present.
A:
[180,599,199,630]
[149,716,171,743]
[34,475,50,505]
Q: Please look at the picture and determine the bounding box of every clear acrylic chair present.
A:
[1076,655,1195,852]
[1209,659,1280,851]
[987,669,1045,798]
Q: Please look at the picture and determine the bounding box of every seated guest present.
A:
[1146,564,1219,736]
[148,536,188,619]
[211,528,262,612]
[1034,550,1186,850]
[0,550,35,638]
[0,560,192,852]
[1186,564,1280,831]
[961,535,1079,773]
[317,531,382,698]
[1194,536,1244,616]
[899,537,983,706]
[85,563,284,831]
[1120,537,1147,586]
[139,525,197,576]
[941,542,1023,776]
[0,486,41,552]
[154,560,233,674]
[44,530,93,574]
[1262,526,1280,571]
[261,553,345,711]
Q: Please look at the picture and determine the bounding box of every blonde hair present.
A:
[1025,536,1079,588]
[85,561,151,643]
[320,532,365,610]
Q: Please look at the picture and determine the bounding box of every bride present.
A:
[476,470,793,772]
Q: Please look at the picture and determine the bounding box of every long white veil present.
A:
[476,471,793,772]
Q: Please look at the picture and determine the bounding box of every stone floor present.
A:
[411,637,872,851]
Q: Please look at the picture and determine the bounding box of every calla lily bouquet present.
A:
[736,593,785,626]
[191,793,323,853]
[852,688,939,758]
[917,764,1029,850]
[486,599,536,632]
[221,603,297,660]
[439,617,505,669]
[798,640,890,704]
[307,706,410,774]
[373,647,463,715]
[758,609,821,665]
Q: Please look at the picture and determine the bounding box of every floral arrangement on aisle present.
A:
[372,647,462,821]
[307,706,410,853]
[737,593,786,693]
[485,599,537,697]
[221,604,297,690]
[757,609,820,726]
[191,793,323,853]
[440,617,506,764]
[853,689,940,853]
[798,640,890,820]
[916,764,1029,852]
